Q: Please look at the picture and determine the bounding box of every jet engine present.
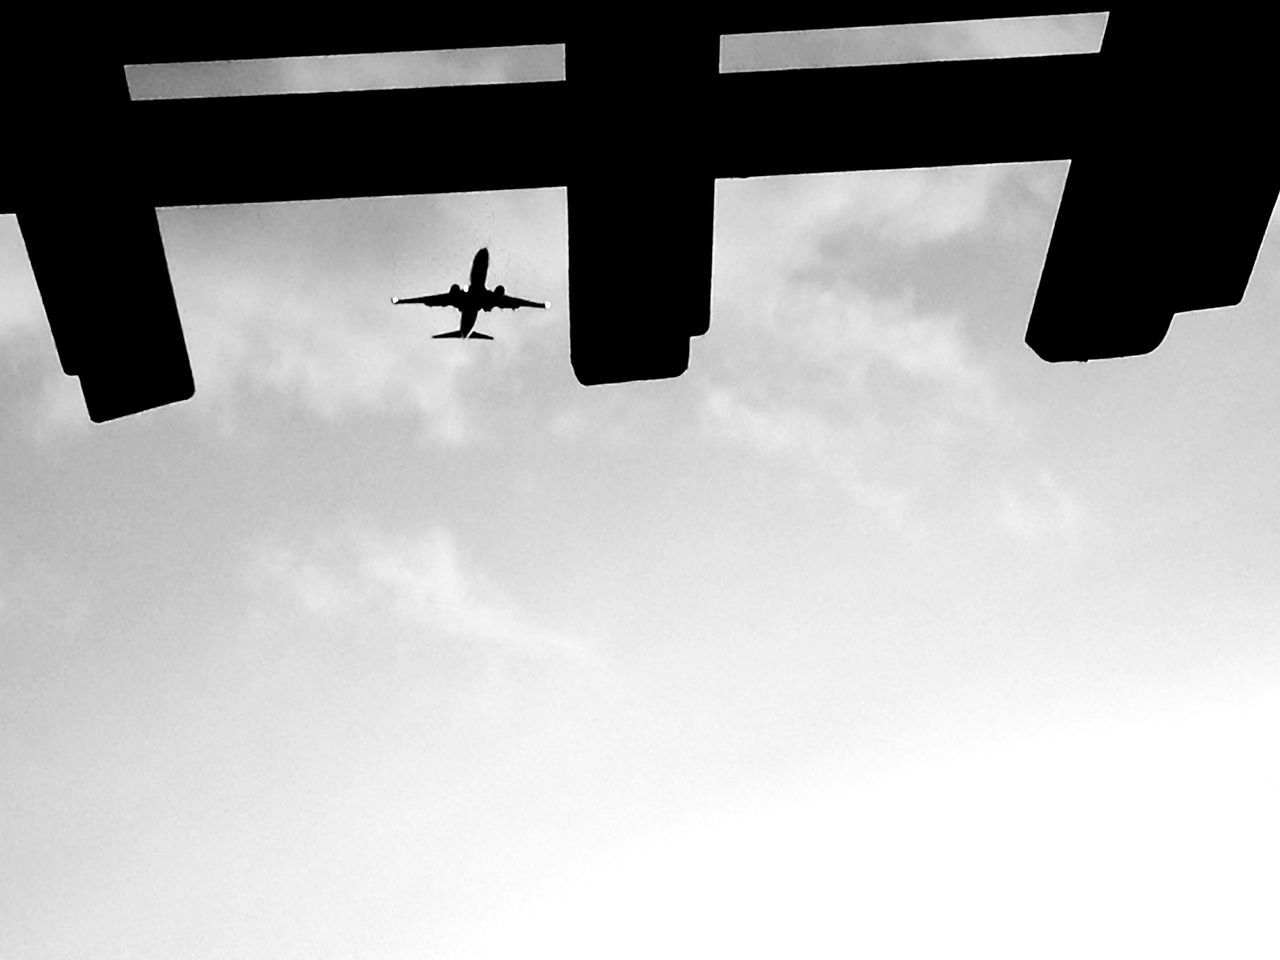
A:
[450,283,461,295]
[494,285,505,297]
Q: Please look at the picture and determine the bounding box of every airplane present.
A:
[390,247,548,339]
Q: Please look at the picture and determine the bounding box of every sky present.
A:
[5,14,1280,958]
[125,45,565,99]
[720,12,1107,71]
[121,12,1106,98]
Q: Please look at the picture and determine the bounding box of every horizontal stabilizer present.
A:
[432,330,465,338]
[468,332,494,340]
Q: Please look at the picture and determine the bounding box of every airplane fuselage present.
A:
[469,246,490,291]
[459,249,497,332]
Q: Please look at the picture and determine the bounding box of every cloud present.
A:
[701,382,911,522]
[995,465,1086,541]
[704,165,1087,539]
[554,166,1036,517]
[528,165,1061,479]
[11,189,569,443]
[553,168,1067,464]
[157,190,567,444]
[775,283,997,395]
[240,522,612,727]
[700,279,1020,524]
[4,203,484,443]
[723,164,1006,249]
[234,284,478,442]
[713,166,1010,317]
[355,529,592,663]
[164,221,473,443]
[249,523,600,670]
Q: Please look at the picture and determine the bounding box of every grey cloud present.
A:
[927,13,1107,60]
[706,165,1088,539]
[714,166,1009,311]
[699,282,1014,523]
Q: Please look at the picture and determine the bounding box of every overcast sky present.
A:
[5,14,1280,959]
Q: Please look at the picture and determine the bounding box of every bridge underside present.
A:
[3,4,1275,420]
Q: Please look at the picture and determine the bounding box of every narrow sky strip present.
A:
[124,45,565,100]
[720,13,1108,72]
[122,16,1106,100]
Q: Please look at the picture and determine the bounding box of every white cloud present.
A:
[704,165,1090,538]
[996,465,1086,541]
[701,383,911,524]
[714,166,1008,302]
[3,205,487,441]
[778,283,999,397]
[171,249,478,443]
[700,280,1022,524]
[243,523,613,730]
[157,191,567,445]
[250,523,601,670]
[354,529,591,662]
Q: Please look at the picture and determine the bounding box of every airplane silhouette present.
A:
[391,247,547,339]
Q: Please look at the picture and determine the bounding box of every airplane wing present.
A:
[391,292,455,307]
[491,294,548,310]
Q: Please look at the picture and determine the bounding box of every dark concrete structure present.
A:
[3,5,1275,421]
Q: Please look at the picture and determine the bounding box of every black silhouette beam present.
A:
[564,21,720,384]
[8,53,194,423]
[6,5,1279,422]
[1025,11,1280,360]
[131,84,569,207]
